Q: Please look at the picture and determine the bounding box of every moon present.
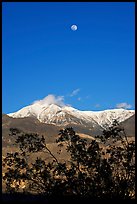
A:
[71,25,78,31]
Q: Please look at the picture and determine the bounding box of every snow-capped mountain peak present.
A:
[8,103,135,128]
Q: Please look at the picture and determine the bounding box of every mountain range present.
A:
[7,102,135,128]
[2,102,134,146]
[2,103,135,175]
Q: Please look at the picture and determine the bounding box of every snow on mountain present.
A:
[83,109,135,128]
[8,102,135,128]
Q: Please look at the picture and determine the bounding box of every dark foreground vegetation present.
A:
[2,120,135,202]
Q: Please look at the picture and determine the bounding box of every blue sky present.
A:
[2,2,135,113]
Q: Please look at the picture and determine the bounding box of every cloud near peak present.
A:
[33,94,65,107]
[116,102,132,109]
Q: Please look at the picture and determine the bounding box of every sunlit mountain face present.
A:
[7,102,135,128]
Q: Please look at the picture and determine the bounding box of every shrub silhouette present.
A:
[2,120,135,199]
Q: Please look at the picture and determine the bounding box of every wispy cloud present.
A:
[70,88,80,97]
[95,104,100,108]
[77,97,81,101]
[116,102,132,109]
[33,94,65,107]
[86,95,90,99]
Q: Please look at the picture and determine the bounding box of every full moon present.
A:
[71,25,78,31]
